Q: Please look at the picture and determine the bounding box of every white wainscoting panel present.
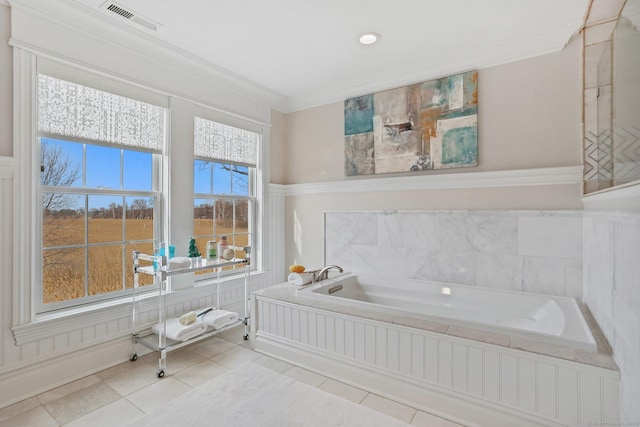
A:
[268,185,286,284]
[254,297,621,427]
[1,164,14,371]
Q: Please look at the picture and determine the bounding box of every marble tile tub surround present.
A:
[325,210,583,298]
[583,211,640,423]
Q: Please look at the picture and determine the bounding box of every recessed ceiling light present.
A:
[359,32,380,45]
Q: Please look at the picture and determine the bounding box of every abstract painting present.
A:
[344,71,478,176]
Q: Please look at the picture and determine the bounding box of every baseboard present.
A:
[255,332,561,427]
[0,335,141,409]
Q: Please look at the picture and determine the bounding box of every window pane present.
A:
[235,200,250,233]
[126,243,155,288]
[43,247,85,303]
[213,163,232,194]
[86,145,120,189]
[43,193,85,247]
[88,245,123,295]
[231,234,251,271]
[126,197,154,241]
[215,199,234,235]
[124,150,152,191]
[88,195,124,243]
[194,198,214,236]
[231,165,249,196]
[194,160,213,194]
[193,237,208,257]
[40,138,82,188]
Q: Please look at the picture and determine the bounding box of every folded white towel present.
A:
[202,310,239,330]
[179,311,197,325]
[169,257,191,269]
[152,317,207,342]
[288,272,313,287]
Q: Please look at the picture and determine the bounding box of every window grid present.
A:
[37,73,165,312]
[193,116,257,277]
[38,140,160,312]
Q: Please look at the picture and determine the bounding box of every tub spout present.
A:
[316,265,344,282]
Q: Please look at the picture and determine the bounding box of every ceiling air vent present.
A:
[100,1,161,32]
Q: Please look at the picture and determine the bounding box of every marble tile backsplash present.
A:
[325,210,583,298]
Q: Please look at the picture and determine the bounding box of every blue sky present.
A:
[42,138,247,210]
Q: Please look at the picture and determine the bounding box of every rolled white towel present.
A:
[179,311,197,325]
[152,317,207,342]
[288,272,313,287]
[169,257,191,269]
[202,310,239,330]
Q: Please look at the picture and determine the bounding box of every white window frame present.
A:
[36,136,163,313]
[191,105,270,279]
[11,48,269,346]
[35,74,167,313]
[193,160,256,279]
[12,51,170,325]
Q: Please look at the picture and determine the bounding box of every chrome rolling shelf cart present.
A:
[130,246,251,377]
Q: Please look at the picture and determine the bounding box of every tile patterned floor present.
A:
[0,329,464,427]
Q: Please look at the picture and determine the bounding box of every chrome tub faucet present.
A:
[315,265,344,282]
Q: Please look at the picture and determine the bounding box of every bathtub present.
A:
[300,273,597,352]
[253,273,618,426]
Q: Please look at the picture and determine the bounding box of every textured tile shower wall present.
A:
[325,210,582,298]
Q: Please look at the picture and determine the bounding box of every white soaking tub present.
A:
[254,273,619,426]
[301,273,597,352]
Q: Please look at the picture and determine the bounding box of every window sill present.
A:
[12,271,268,347]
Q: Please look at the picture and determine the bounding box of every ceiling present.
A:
[61,0,589,112]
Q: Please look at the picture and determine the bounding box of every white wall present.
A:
[279,36,584,270]
[283,36,583,185]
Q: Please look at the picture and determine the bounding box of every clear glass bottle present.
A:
[206,240,217,261]
[217,236,228,260]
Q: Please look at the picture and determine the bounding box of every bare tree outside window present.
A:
[41,141,85,303]
[41,142,81,212]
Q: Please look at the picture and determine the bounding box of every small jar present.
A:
[206,240,217,261]
[217,236,228,260]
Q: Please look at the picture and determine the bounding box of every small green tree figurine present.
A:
[187,238,201,258]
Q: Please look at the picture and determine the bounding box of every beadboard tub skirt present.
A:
[252,293,620,427]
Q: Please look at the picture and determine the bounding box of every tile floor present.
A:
[0,329,463,427]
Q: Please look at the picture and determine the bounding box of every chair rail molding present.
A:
[277,166,583,196]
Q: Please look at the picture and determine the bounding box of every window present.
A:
[193,117,258,274]
[37,74,165,312]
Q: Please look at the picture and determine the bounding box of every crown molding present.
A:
[279,26,579,113]
[270,166,583,196]
[7,0,285,110]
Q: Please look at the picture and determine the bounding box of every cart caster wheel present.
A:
[243,333,249,340]
[129,353,138,362]
[156,370,165,378]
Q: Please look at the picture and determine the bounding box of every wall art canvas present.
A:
[344,70,478,176]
